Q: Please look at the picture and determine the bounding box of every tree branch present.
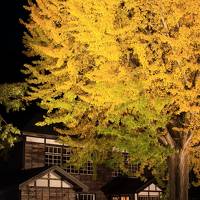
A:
[164,128,176,148]
[183,131,193,152]
[161,16,169,33]
[159,135,168,146]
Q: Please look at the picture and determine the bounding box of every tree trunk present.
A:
[168,150,189,200]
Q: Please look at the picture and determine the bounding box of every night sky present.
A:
[0,1,26,83]
[0,1,40,128]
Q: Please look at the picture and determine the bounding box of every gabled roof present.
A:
[19,166,89,192]
[135,179,161,193]
[0,166,88,192]
[101,176,157,195]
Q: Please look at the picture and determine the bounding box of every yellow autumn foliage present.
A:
[22,0,200,188]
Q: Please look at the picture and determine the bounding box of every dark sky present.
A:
[0,1,39,128]
[0,1,26,83]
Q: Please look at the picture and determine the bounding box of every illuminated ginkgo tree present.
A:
[21,0,200,200]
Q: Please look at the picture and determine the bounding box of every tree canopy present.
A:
[22,0,200,199]
[0,83,27,151]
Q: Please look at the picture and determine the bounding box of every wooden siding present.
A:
[23,139,113,200]
[24,142,45,169]
[21,186,76,200]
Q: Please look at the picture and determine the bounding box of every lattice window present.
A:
[112,196,129,200]
[62,147,79,174]
[23,187,73,200]
[138,197,160,200]
[45,146,62,166]
[45,145,93,175]
[128,163,139,174]
[112,153,139,177]
[112,168,122,177]
[124,153,139,174]
[77,193,95,200]
[62,147,93,175]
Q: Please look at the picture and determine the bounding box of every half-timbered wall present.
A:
[20,171,76,200]
[135,183,162,200]
[23,135,112,200]
[21,186,76,200]
[23,135,160,200]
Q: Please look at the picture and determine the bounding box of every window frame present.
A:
[77,193,96,200]
[112,153,139,177]
[45,144,93,175]
[112,195,130,200]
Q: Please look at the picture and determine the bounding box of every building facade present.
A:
[22,131,112,200]
[0,128,199,200]
[16,131,162,200]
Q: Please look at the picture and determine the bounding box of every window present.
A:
[138,197,160,200]
[62,147,79,174]
[45,146,62,166]
[137,183,162,200]
[112,196,129,200]
[112,168,122,177]
[128,163,139,174]
[121,196,130,200]
[45,145,93,175]
[112,153,139,177]
[62,147,93,175]
[77,193,95,200]
[124,153,139,174]
[22,187,72,200]
[112,164,139,177]
[112,197,120,200]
